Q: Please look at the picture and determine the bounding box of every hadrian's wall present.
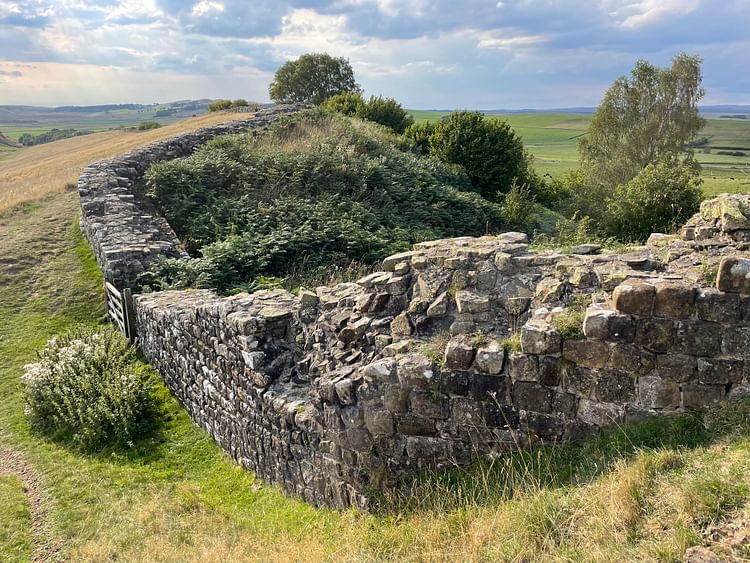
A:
[79,109,750,509]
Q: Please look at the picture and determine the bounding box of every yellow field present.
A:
[0,112,250,211]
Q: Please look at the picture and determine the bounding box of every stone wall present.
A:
[78,107,750,509]
[131,196,750,508]
[78,105,302,288]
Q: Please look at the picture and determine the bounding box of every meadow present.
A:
[409,111,750,196]
[0,111,749,562]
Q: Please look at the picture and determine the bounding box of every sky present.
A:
[0,0,749,108]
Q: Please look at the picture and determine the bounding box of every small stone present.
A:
[570,243,601,255]
[410,389,449,419]
[363,358,398,383]
[510,353,539,381]
[682,384,725,407]
[394,261,411,275]
[335,378,355,405]
[583,305,615,340]
[638,376,680,409]
[363,407,395,436]
[298,289,319,309]
[562,340,610,369]
[613,281,655,316]
[456,290,490,314]
[499,231,529,244]
[390,312,414,337]
[386,274,410,296]
[653,282,695,319]
[474,344,505,374]
[520,322,561,355]
[654,354,696,383]
[717,257,750,294]
[444,336,475,370]
[426,291,450,317]
[634,318,674,353]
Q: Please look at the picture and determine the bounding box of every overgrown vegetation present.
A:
[207,99,252,112]
[137,120,161,130]
[322,92,414,133]
[22,326,155,451]
[139,111,502,293]
[18,128,93,146]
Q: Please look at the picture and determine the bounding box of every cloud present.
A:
[0,69,22,76]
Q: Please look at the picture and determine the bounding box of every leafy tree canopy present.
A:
[269,53,361,105]
[579,53,705,187]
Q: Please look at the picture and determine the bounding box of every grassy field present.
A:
[0,112,250,211]
[409,111,750,195]
[0,112,749,561]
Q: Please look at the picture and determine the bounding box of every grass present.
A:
[408,110,750,195]
[0,476,32,562]
[1,121,750,561]
[0,112,253,212]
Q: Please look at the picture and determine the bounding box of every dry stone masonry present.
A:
[79,115,750,509]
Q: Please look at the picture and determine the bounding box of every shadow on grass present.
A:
[372,397,750,515]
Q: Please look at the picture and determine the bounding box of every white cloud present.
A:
[601,0,701,29]
[477,31,547,50]
[191,1,224,18]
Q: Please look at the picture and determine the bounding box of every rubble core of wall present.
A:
[132,193,750,509]
[78,105,303,288]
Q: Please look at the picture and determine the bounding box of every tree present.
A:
[426,111,531,200]
[580,53,705,187]
[269,53,361,105]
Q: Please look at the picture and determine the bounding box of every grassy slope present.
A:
[0,112,252,212]
[0,118,749,561]
[409,111,750,195]
[0,476,32,562]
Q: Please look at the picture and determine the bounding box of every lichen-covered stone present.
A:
[520,322,561,355]
[444,336,475,370]
[717,257,750,294]
[613,282,655,316]
[653,282,695,319]
[563,340,610,369]
[474,344,505,374]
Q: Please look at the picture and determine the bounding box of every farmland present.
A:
[410,111,750,195]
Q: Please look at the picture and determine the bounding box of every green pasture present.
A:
[409,110,750,194]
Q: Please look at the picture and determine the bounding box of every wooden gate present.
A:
[104,281,136,343]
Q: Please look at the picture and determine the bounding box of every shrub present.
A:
[422,111,531,200]
[358,95,414,134]
[22,326,154,451]
[605,159,703,242]
[208,99,232,112]
[501,180,536,231]
[322,93,414,134]
[403,121,436,155]
[320,92,365,117]
[137,120,161,130]
[231,99,249,108]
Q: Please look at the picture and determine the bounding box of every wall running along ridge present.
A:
[80,116,750,508]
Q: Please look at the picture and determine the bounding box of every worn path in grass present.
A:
[0,447,60,562]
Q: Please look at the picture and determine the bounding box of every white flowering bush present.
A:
[23,326,154,450]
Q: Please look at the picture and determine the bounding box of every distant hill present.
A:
[417,105,750,115]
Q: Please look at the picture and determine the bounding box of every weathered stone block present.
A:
[695,289,741,323]
[697,358,746,384]
[583,305,614,340]
[520,322,561,355]
[383,385,409,413]
[469,374,506,400]
[410,389,449,419]
[456,290,490,314]
[539,356,561,386]
[608,342,656,374]
[523,412,564,441]
[363,358,398,383]
[682,384,725,407]
[444,335,476,370]
[577,399,624,427]
[653,282,695,319]
[613,282,655,316]
[426,291,450,317]
[595,369,636,403]
[637,375,680,408]
[722,327,750,359]
[655,353,696,383]
[562,340,610,369]
[390,312,414,337]
[397,414,436,436]
[634,318,674,353]
[451,397,485,426]
[674,321,722,357]
[405,437,447,462]
[561,364,597,398]
[440,372,469,396]
[397,353,437,388]
[717,257,750,294]
[363,407,395,437]
[474,344,505,374]
[510,353,539,381]
[512,381,552,413]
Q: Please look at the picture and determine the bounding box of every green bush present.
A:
[605,159,703,242]
[419,111,531,200]
[320,92,365,116]
[322,93,414,133]
[403,121,436,155]
[501,180,536,231]
[208,99,232,112]
[137,121,161,131]
[22,327,155,451]
[358,96,414,134]
[139,111,501,293]
[231,99,249,108]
